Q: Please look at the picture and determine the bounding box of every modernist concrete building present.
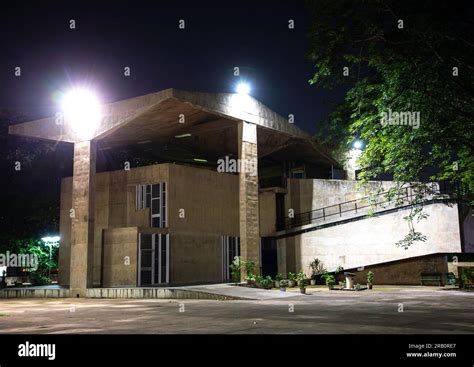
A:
[9,89,474,296]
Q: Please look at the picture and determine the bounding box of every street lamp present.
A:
[61,88,102,140]
[236,82,251,95]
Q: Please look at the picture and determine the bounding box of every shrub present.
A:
[288,272,297,282]
[245,259,257,277]
[322,272,336,285]
[309,258,326,279]
[257,276,273,289]
[367,271,375,283]
[297,271,307,287]
[229,256,242,283]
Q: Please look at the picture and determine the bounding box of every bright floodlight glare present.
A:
[61,88,102,139]
[41,236,60,243]
[353,140,363,150]
[236,82,250,95]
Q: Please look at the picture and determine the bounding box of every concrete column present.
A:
[238,121,260,280]
[70,140,96,297]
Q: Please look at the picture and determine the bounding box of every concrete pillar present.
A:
[238,121,260,280]
[69,140,96,297]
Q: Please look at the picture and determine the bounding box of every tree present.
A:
[307,0,474,246]
[307,0,473,197]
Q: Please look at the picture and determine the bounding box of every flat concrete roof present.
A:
[8,88,340,167]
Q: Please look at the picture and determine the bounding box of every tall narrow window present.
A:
[135,182,167,228]
[221,236,240,281]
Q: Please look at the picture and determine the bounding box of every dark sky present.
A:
[0,0,343,134]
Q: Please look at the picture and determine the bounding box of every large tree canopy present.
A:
[307,0,474,203]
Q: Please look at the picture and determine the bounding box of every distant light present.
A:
[41,236,60,245]
[175,133,192,139]
[353,140,363,150]
[61,88,102,139]
[193,158,208,163]
[236,82,251,95]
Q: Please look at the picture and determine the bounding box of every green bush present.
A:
[297,271,307,287]
[256,276,273,289]
[245,259,257,277]
[367,271,375,283]
[322,272,336,285]
[229,256,242,283]
[288,272,297,282]
[309,258,326,279]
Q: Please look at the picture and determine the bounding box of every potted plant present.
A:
[367,271,374,289]
[244,259,257,286]
[309,258,326,285]
[322,272,336,290]
[288,272,297,287]
[256,275,273,290]
[246,273,256,287]
[297,271,307,294]
[262,276,273,290]
[274,273,283,288]
[279,279,289,292]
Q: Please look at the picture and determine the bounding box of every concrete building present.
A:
[9,89,473,295]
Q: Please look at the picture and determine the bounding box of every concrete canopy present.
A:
[8,88,340,168]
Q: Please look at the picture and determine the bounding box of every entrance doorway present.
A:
[222,236,240,281]
[261,237,277,278]
[138,233,169,286]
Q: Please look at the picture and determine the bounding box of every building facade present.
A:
[9,88,474,293]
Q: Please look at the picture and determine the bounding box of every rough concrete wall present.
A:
[259,191,276,236]
[167,164,238,284]
[238,121,260,274]
[59,164,169,286]
[278,203,461,279]
[58,177,73,286]
[102,227,138,287]
[93,173,110,286]
[350,254,448,285]
[170,232,221,284]
[59,162,277,286]
[461,205,474,253]
[168,164,239,234]
[286,179,393,216]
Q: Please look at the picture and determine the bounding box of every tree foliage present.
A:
[307,0,474,203]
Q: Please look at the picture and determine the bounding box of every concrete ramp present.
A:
[0,284,300,300]
[176,284,303,300]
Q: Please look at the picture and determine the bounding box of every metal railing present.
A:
[282,184,451,231]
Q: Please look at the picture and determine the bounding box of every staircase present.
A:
[278,183,453,236]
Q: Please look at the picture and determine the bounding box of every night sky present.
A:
[0,0,343,134]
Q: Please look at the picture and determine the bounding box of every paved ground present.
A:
[1,287,473,334]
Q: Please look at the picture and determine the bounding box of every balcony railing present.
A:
[282,183,453,231]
